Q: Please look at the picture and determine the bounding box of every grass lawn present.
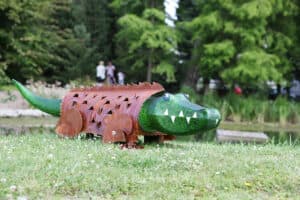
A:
[0,133,299,199]
[2,116,300,133]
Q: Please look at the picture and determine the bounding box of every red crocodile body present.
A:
[55,83,171,147]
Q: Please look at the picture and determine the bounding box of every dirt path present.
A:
[0,85,68,110]
[0,91,29,109]
[0,86,68,117]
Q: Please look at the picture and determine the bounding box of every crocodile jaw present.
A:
[138,93,221,135]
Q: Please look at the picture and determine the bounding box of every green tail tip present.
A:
[12,79,17,85]
[12,79,21,89]
[12,79,61,117]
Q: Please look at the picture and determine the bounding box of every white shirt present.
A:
[117,72,124,81]
[96,65,106,79]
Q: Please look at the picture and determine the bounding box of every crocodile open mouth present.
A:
[163,109,199,124]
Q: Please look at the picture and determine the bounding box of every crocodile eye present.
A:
[184,93,190,99]
[163,93,170,101]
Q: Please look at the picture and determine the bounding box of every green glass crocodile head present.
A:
[138,92,221,135]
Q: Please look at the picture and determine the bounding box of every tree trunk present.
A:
[147,57,152,82]
[183,65,199,89]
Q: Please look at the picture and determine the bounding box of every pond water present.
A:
[178,129,300,145]
[1,117,300,145]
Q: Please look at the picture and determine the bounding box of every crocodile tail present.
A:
[12,79,61,116]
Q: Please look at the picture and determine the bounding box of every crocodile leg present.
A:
[144,135,176,144]
[102,113,140,148]
[56,108,83,137]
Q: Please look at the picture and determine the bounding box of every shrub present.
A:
[181,86,300,124]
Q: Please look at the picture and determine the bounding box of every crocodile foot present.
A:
[119,143,144,149]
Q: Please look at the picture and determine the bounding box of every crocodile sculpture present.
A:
[13,80,221,147]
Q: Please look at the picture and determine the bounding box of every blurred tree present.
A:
[116,8,178,82]
[179,0,299,87]
[73,0,114,58]
[111,0,164,16]
[176,0,200,88]
[112,0,178,83]
[42,0,91,83]
[1,0,298,88]
[0,0,55,83]
[0,0,115,84]
[287,0,300,79]
[42,0,115,83]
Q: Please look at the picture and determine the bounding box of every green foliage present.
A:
[0,68,9,85]
[152,61,176,82]
[181,86,300,124]
[179,85,201,103]
[222,49,282,85]
[179,0,299,86]
[0,0,53,82]
[72,0,114,60]
[0,0,115,84]
[41,0,116,83]
[43,0,92,83]
[0,0,299,88]
[111,0,164,16]
[201,40,236,77]
[116,8,179,82]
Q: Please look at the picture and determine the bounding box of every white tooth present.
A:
[192,112,197,118]
[186,117,191,124]
[171,115,176,123]
[164,109,168,116]
[179,111,184,117]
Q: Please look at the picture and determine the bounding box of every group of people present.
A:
[96,61,125,86]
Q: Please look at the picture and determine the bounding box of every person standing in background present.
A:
[117,71,125,85]
[106,61,116,85]
[96,61,106,86]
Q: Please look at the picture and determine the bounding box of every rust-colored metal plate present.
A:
[56,108,82,137]
[57,83,164,138]
[102,113,133,143]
